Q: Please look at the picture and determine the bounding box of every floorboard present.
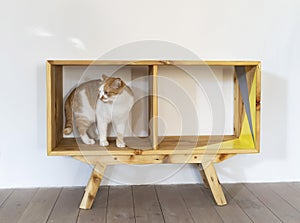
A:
[289,182,300,194]
[0,183,300,223]
[0,189,37,223]
[0,189,13,207]
[77,186,109,223]
[269,183,300,212]
[155,185,194,223]
[245,183,300,223]
[106,186,135,223]
[133,185,165,223]
[179,184,223,223]
[46,187,84,223]
[18,188,61,223]
[224,184,281,223]
[202,186,252,223]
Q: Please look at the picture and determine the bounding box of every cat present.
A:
[63,75,134,148]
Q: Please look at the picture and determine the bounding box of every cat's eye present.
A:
[104,91,108,94]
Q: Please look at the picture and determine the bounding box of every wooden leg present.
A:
[196,164,209,188]
[200,162,227,206]
[80,162,106,209]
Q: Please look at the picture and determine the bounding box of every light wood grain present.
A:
[46,188,83,223]
[106,186,135,223]
[80,163,106,209]
[55,66,63,147]
[255,63,261,152]
[213,154,236,163]
[179,184,223,223]
[197,164,209,188]
[200,163,227,206]
[47,62,63,155]
[149,65,159,150]
[132,185,164,223]
[48,60,261,66]
[50,135,258,156]
[73,154,238,165]
[46,61,53,155]
[18,188,61,223]
[245,183,300,223]
[224,184,281,222]
[77,186,109,223]
[47,60,261,157]
[155,185,194,223]
[0,189,37,223]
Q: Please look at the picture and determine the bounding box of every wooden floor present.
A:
[1,183,300,223]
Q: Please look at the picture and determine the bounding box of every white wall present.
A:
[0,0,300,188]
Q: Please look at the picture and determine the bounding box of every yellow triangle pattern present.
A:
[238,70,256,148]
[194,70,257,151]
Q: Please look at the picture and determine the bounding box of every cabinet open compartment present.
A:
[47,60,260,156]
[47,61,154,155]
[46,60,261,209]
[155,63,260,155]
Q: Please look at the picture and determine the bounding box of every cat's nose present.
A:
[100,96,107,102]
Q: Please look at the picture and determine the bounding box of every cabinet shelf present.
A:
[51,135,257,156]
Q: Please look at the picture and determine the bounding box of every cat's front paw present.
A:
[116,139,126,148]
[99,140,109,147]
[85,139,95,144]
[81,135,95,145]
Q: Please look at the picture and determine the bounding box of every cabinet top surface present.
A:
[47,60,261,66]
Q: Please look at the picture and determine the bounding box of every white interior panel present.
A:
[158,66,234,136]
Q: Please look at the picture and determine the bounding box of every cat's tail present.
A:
[63,88,76,135]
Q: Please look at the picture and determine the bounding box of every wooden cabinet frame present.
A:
[46,60,261,209]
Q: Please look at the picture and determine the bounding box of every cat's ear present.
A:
[102,74,108,80]
[111,78,122,89]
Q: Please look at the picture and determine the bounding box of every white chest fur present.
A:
[96,88,133,147]
[96,89,133,122]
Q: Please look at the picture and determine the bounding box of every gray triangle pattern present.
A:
[235,66,255,143]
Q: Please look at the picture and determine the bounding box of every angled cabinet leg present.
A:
[196,164,209,188]
[80,162,106,209]
[200,162,227,206]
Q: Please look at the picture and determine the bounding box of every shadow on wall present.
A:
[216,71,288,182]
[36,64,46,153]
[261,71,288,160]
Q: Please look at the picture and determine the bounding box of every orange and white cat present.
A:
[63,75,134,147]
